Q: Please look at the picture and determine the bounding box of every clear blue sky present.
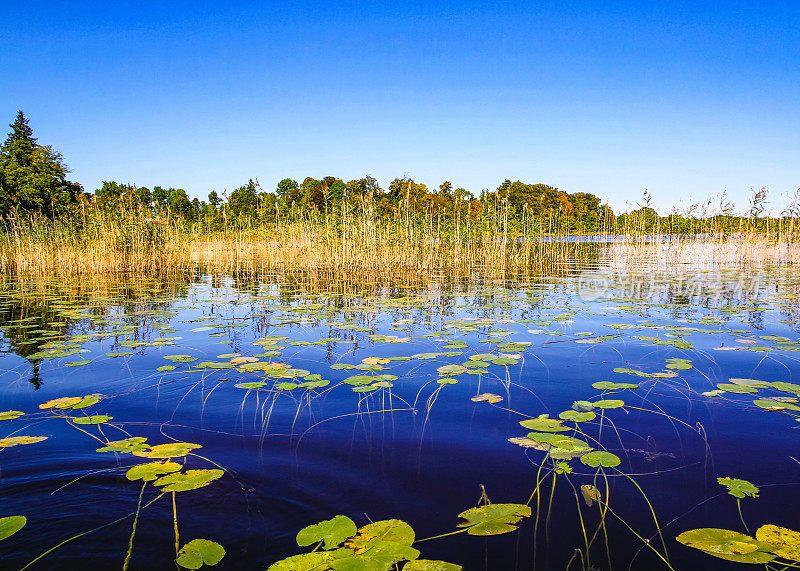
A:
[2,1,798,213]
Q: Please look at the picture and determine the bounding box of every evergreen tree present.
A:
[0,110,81,217]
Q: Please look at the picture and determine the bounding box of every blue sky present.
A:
[2,1,798,213]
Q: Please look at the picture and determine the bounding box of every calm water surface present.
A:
[1,260,799,570]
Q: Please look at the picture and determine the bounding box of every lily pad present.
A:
[71,415,112,425]
[176,539,226,569]
[403,561,462,571]
[126,461,182,481]
[558,410,596,422]
[519,417,569,432]
[133,442,201,459]
[592,381,638,390]
[0,411,24,421]
[296,515,357,550]
[97,437,149,453]
[0,515,26,541]
[676,528,776,563]
[580,451,621,468]
[593,399,625,409]
[0,436,48,448]
[718,477,759,498]
[756,524,800,561]
[471,393,503,404]
[456,504,531,536]
[154,469,224,492]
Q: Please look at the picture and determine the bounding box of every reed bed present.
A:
[1,203,797,277]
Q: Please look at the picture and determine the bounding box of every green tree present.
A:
[228,180,259,218]
[0,111,82,217]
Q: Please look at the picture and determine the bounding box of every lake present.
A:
[1,251,799,570]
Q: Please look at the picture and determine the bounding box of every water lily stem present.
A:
[122,481,147,571]
[172,492,179,559]
[415,528,469,543]
[737,498,750,534]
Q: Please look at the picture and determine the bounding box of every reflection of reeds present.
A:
[1,203,797,276]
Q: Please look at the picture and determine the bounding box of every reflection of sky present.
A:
[1,266,799,568]
[2,2,799,213]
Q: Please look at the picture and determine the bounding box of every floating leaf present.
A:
[345,519,416,557]
[558,410,596,422]
[71,415,112,425]
[592,381,638,390]
[471,393,502,404]
[580,451,621,468]
[65,360,92,367]
[176,539,225,569]
[296,515,357,550]
[754,399,800,411]
[581,485,601,507]
[235,382,266,389]
[0,436,48,448]
[133,442,201,459]
[593,400,625,409]
[126,461,182,481]
[97,437,149,453]
[154,469,224,492]
[729,378,770,388]
[158,365,178,372]
[39,396,83,410]
[437,365,467,376]
[676,528,776,563]
[519,417,569,432]
[491,358,518,366]
[403,561,462,571]
[756,524,800,562]
[456,504,531,536]
[0,515,26,541]
[267,551,347,570]
[718,477,759,499]
[437,378,458,385]
[0,411,24,421]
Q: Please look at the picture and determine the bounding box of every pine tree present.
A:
[0,110,82,218]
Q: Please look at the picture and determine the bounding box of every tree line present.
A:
[2,111,797,236]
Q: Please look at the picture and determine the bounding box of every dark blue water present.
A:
[1,265,799,570]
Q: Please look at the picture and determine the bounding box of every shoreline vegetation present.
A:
[2,110,799,275]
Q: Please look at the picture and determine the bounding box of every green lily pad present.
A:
[593,399,625,409]
[0,436,48,448]
[437,378,458,385]
[0,515,26,541]
[235,382,266,389]
[491,358,519,366]
[676,528,776,563]
[126,461,182,481]
[754,399,800,411]
[97,437,149,453]
[0,411,24,421]
[592,381,638,390]
[519,417,569,432]
[718,477,759,498]
[296,515,357,550]
[558,410,596,422]
[456,504,531,536]
[154,469,224,492]
[756,524,800,561]
[133,442,201,459]
[403,561,462,571]
[158,365,178,372]
[729,378,771,388]
[580,451,621,468]
[65,360,92,367]
[267,551,347,570]
[176,539,226,569]
[71,415,112,425]
[437,365,467,376]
